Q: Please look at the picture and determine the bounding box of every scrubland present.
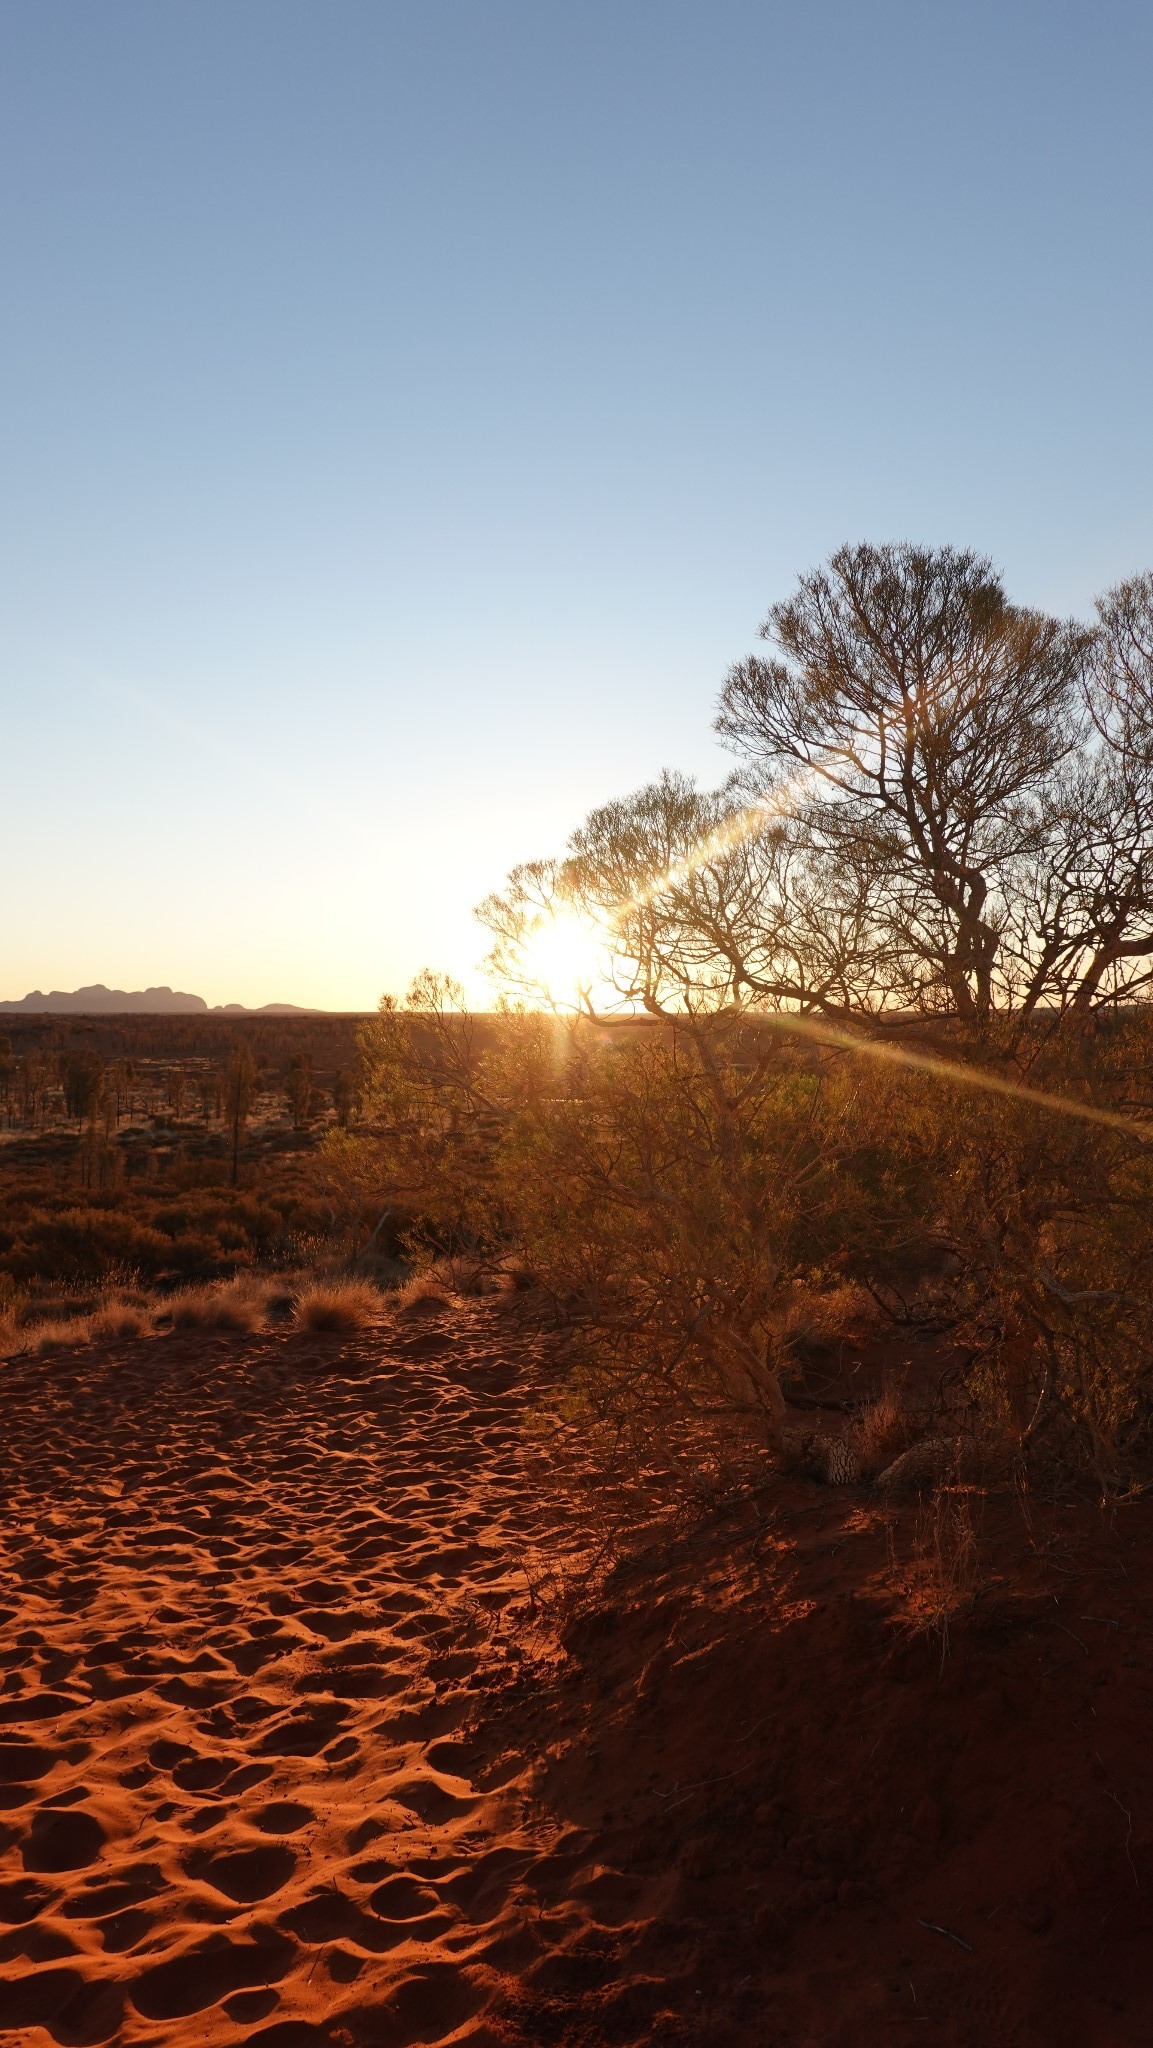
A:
[6,546,1153,2043]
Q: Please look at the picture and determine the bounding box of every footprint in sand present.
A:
[0,1740,55,1785]
[0,1309,606,2046]
[21,1807,105,1873]
[366,1871,445,1921]
[171,1752,233,1791]
[0,1964,124,2041]
[184,1840,297,1903]
[221,1984,279,2022]
[130,1930,295,2020]
[0,1878,56,1926]
[95,1904,156,1950]
[254,1703,349,1756]
[243,2022,329,2047]
[248,1799,314,1834]
[0,1691,82,1726]
[60,1867,165,1918]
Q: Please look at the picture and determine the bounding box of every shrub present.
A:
[88,1301,151,1344]
[166,1232,243,1281]
[1,1209,172,1285]
[292,1280,381,1331]
[340,977,1153,1484]
[348,992,847,1443]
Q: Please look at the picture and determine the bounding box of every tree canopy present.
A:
[481,544,1153,1040]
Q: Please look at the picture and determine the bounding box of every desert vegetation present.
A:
[322,545,1153,1493]
[11,547,1153,1495]
[0,1014,375,1355]
[8,546,1153,2047]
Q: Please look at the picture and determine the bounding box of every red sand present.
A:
[1,1303,1152,2046]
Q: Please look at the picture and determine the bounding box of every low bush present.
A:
[292,1280,381,1331]
[347,993,844,1445]
[1,1209,172,1285]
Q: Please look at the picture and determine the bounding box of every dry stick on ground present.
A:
[917,1918,973,1953]
[1104,1790,1140,1889]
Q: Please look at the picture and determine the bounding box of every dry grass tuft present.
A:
[0,1314,25,1359]
[169,1275,271,1333]
[854,1382,908,1476]
[910,1483,983,1662]
[779,1281,883,1358]
[395,1272,454,1314]
[418,1253,539,1302]
[27,1318,90,1354]
[430,1255,487,1296]
[293,1280,381,1332]
[88,1301,151,1344]
[494,1255,539,1295]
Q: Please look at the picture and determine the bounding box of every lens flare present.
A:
[503,741,1153,1142]
[756,1009,1153,1141]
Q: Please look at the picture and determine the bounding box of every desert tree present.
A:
[1059,572,1153,1014]
[166,1064,186,1119]
[0,1038,12,1128]
[200,1065,223,1126]
[347,547,1153,1476]
[332,1067,357,1128]
[480,765,895,1028]
[223,1040,257,1186]
[284,1053,313,1130]
[714,543,1097,1030]
[485,545,1153,1049]
[62,1051,103,1131]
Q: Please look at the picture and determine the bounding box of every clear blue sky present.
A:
[3,0,1151,1008]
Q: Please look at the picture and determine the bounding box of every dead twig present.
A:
[916,1917,972,1953]
[1105,1790,1139,1889]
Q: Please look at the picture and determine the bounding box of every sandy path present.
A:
[0,1306,599,2047]
[10,1305,1153,2048]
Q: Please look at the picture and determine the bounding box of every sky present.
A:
[3,0,1152,1010]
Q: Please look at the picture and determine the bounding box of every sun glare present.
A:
[521,909,606,1007]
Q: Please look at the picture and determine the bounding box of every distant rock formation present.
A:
[211,1003,319,1015]
[0,985,319,1015]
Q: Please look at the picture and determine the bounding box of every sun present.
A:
[520,908,606,1007]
